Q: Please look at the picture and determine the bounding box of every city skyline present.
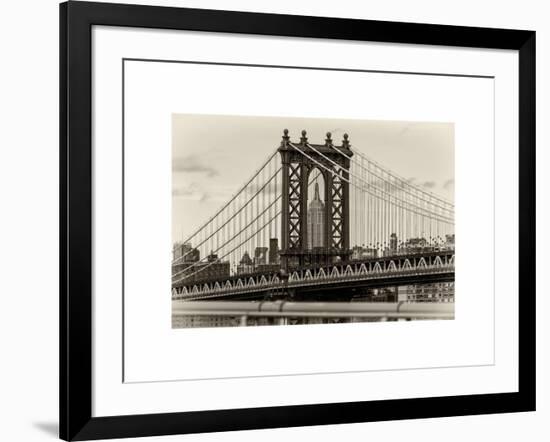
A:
[173,231,455,282]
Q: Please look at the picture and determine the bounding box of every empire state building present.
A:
[307,182,326,249]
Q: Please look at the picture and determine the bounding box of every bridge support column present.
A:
[277,129,353,271]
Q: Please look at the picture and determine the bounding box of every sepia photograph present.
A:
[171,114,455,328]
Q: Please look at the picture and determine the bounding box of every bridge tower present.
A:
[278,129,353,271]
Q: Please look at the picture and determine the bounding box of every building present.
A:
[172,315,240,328]
[351,245,378,260]
[398,282,455,303]
[172,242,200,275]
[255,264,280,274]
[444,234,455,250]
[254,247,268,266]
[307,182,326,249]
[402,237,436,254]
[172,251,230,284]
[389,233,398,254]
[237,251,254,274]
[367,287,398,302]
[269,238,279,264]
[172,242,200,262]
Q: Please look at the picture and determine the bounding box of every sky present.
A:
[172,114,454,244]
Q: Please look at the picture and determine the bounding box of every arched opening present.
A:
[306,168,326,250]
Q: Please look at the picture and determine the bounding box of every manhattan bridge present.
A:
[172,129,455,312]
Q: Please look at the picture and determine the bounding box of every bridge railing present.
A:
[172,300,454,324]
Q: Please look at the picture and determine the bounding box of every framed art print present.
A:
[60,1,536,440]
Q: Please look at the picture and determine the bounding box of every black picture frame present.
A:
[60,1,536,440]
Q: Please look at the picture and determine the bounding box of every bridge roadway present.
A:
[173,250,455,302]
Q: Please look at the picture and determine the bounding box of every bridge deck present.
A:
[173,251,455,302]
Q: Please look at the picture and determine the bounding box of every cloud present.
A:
[398,126,410,136]
[247,182,279,196]
[172,183,210,201]
[443,179,455,190]
[422,181,436,189]
[172,154,219,177]
[359,176,418,195]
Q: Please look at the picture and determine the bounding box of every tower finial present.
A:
[342,133,350,149]
[280,128,290,147]
[300,129,308,145]
[325,131,333,146]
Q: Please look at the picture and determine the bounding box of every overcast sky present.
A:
[172,114,454,244]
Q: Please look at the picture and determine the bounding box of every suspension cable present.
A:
[177,150,278,248]
[173,166,282,263]
[319,143,454,216]
[292,143,453,224]
[173,208,282,284]
[172,196,282,279]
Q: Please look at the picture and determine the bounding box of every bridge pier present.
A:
[278,129,353,273]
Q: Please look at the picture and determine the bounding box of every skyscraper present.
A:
[254,247,268,265]
[307,182,326,249]
[269,238,279,264]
